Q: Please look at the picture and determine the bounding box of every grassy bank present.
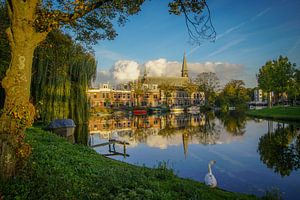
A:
[246,106,300,121]
[1,127,257,200]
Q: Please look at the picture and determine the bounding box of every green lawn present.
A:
[0,127,258,200]
[246,106,300,121]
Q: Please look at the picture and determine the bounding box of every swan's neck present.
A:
[208,164,212,175]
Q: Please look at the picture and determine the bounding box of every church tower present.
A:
[181,52,188,78]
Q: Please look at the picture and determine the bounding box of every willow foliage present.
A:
[0,3,10,109]
[31,30,96,124]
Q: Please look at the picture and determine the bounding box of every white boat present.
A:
[187,106,200,114]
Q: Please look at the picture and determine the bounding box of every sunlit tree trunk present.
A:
[267,92,272,108]
[0,0,47,179]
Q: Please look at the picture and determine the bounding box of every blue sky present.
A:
[93,0,300,87]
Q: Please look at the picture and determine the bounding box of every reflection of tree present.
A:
[258,123,300,176]
[193,112,220,145]
[217,111,247,136]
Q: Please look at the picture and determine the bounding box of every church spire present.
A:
[143,67,147,77]
[181,52,188,77]
[182,132,189,158]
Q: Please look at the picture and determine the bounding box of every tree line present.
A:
[188,55,299,111]
[257,56,300,107]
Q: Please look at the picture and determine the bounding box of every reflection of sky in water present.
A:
[90,117,300,200]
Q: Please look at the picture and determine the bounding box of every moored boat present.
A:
[133,109,147,115]
[170,106,184,113]
[187,106,200,114]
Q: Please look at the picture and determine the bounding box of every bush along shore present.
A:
[246,106,300,122]
[0,127,258,200]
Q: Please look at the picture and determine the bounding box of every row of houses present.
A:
[87,53,205,109]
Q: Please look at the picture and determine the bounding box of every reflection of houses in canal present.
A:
[167,113,206,128]
[89,114,245,157]
[89,114,206,134]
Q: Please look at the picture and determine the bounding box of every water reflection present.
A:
[88,112,250,156]
[258,122,300,176]
[88,112,300,199]
[216,111,247,136]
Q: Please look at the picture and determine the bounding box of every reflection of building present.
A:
[87,53,205,109]
[89,113,245,157]
[89,114,206,134]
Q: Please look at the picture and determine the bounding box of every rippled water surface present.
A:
[87,112,300,199]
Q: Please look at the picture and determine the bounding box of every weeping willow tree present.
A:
[31,30,96,125]
[0,3,10,109]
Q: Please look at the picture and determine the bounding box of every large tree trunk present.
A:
[267,91,272,108]
[0,0,47,180]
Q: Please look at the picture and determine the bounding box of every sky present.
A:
[92,0,300,87]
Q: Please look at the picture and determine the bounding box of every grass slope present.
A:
[1,127,258,200]
[246,106,300,121]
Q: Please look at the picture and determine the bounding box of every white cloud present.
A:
[94,58,247,87]
[145,58,168,77]
[144,59,181,77]
[144,58,245,86]
[112,60,140,83]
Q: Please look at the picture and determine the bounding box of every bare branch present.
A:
[178,0,216,45]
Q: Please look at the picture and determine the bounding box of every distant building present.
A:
[137,52,204,107]
[87,53,205,108]
[254,89,263,102]
[87,83,135,108]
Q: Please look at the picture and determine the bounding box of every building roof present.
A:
[143,76,189,87]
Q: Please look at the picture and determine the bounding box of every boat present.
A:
[149,106,168,114]
[133,108,147,115]
[187,106,200,114]
[170,106,184,113]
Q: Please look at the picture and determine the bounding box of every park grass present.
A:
[0,127,258,200]
[246,106,300,121]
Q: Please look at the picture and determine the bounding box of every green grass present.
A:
[246,106,300,121]
[1,127,258,200]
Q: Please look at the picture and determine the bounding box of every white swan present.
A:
[204,160,217,188]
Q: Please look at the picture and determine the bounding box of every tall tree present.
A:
[0,0,215,179]
[287,69,300,105]
[257,56,296,107]
[216,80,250,112]
[257,61,274,108]
[194,72,219,106]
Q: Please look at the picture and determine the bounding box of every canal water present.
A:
[86,112,300,199]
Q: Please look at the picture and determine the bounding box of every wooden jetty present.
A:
[91,139,130,158]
